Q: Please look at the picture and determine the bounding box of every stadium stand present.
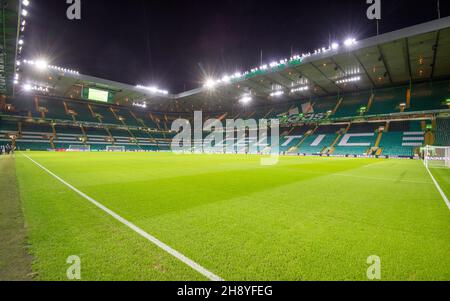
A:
[333,133,376,156]
[311,96,339,115]
[409,81,450,112]
[379,133,418,157]
[0,120,18,132]
[369,87,405,115]
[298,134,337,155]
[334,92,371,118]
[280,125,314,153]
[65,101,99,123]
[347,122,385,133]
[1,78,449,156]
[91,104,118,125]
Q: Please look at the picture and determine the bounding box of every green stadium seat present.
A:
[408,81,449,112]
[312,95,339,114]
[66,101,99,123]
[21,122,53,134]
[91,105,119,125]
[298,134,336,154]
[15,141,52,151]
[0,120,19,132]
[334,92,370,118]
[379,132,422,157]
[369,86,405,115]
[39,98,69,120]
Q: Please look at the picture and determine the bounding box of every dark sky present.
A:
[23,0,449,93]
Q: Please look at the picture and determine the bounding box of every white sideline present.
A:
[21,153,223,281]
[422,160,450,210]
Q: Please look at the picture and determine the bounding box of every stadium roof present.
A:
[0,0,22,96]
[14,15,450,111]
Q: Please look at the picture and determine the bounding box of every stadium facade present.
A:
[1,1,449,158]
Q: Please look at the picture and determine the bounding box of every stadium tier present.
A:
[1,81,448,156]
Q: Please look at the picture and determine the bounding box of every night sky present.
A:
[23,0,449,93]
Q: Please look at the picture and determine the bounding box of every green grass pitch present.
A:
[11,152,450,280]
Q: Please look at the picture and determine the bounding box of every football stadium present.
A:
[1,0,450,284]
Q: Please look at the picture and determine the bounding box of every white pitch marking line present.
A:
[422,160,450,211]
[21,153,223,281]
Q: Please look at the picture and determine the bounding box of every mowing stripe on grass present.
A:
[21,153,223,281]
[423,161,450,210]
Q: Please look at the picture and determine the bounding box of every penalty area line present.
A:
[422,160,450,211]
[21,153,223,281]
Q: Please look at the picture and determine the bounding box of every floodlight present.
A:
[270,91,284,97]
[204,79,216,89]
[22,0,30,7]
[221,75,231,83]
[35,59,49,70]
[21,9,28,16]
[344,38,357,47]
[331,42,339,50]
[239,95,252,104]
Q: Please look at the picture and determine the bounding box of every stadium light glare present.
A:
[270,91,284,97]
[23,84,32,91]
[331,42,339,50]
[269,61,279,68]
[18,39,24,45]
[35,59,49,71]
[21,9,28,16]
[136,85,168,95]
[344,38,357,47]
[336,76,361,84]
[204,79,217,89]
[23,60,80,75]
[133,102,147,109]
[291,86,309,93]
[239,95,252,104]
[22,0,30,6]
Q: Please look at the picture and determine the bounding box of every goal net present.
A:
[68,145,90,152]
[106,145,126,152]
[422,146,450,169]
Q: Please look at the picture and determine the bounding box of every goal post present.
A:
[422,145,450,169]
[106,145,126,152]
[68,145,91,152]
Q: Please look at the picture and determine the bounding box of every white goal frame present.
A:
[106,145,126,152]
[422,145,450,169]
[68,145,90,152]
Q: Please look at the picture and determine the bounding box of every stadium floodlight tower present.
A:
[423,145,450,169]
